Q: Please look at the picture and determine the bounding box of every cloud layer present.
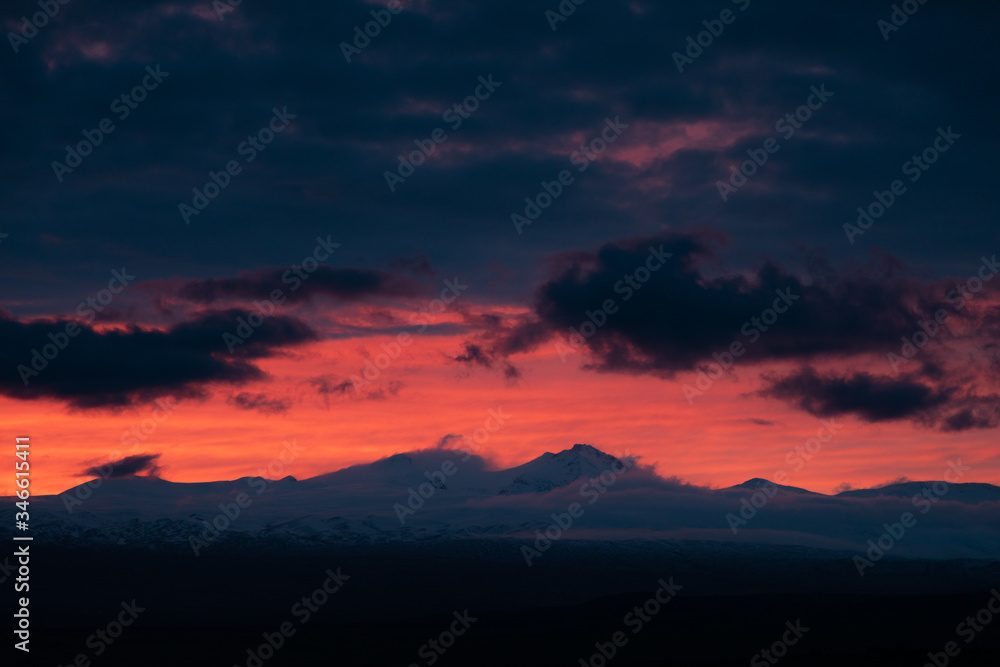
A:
[1,309,317,408]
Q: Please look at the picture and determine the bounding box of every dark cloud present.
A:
[452,343,492,367]
[758,368,951,422]
[307,374,403,406]
[758,367,999,431]
[435,434,465,449]
[2,0,997,445]
[168,308,319,358]
[454,233,969,375]
[0,310,317,408]
[938,400,1000,432]
[308,375,355,407]
[178,266,423,304]
[2,0,997,316]
[81,454,161,479]
[227,392,291,414]
[502,362,521,383]
[366,380,404,401]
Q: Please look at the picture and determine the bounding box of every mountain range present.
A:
[12,444,1000,559]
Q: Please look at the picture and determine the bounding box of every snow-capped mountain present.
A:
[496,444,625,494]
[720,478,818,495]
[10,445,1000,560]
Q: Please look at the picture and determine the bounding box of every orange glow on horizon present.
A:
[4,334,998,497]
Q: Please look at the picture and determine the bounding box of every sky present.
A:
[2,0,998,496]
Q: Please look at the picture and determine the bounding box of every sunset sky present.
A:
[2,0,998,496]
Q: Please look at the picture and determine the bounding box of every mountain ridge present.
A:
[41,444,1000,500]
[14,445,1000,561]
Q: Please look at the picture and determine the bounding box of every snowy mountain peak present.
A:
[497,444,623,495]
[723,478,817,495]
[13,446,1000,557]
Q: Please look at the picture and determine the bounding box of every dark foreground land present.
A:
[11,540,1000,666]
